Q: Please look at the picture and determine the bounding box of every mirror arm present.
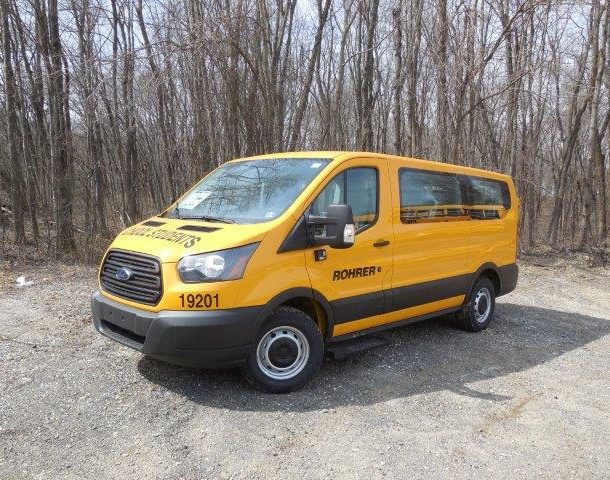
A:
[307,215,338,226]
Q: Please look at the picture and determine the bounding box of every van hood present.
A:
[109,217,270,263]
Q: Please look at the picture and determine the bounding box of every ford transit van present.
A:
[92,152,519,392]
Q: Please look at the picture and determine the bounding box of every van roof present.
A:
[232,151,513,182]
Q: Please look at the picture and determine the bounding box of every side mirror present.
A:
[307,204,355,249]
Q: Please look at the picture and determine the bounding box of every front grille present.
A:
[100,250,162,305]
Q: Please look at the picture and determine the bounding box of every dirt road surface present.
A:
[1,257,609,479]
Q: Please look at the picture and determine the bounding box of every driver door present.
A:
[304,157,393,336]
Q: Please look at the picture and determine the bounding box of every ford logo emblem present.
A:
[115,267,133,281]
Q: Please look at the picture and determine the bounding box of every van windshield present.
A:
[165,158,331,224]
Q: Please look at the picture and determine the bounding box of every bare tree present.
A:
[1,0,26,243]
[0,0,607,255]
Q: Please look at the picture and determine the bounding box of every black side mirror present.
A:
[307,204,355,249]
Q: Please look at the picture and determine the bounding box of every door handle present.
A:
[373,239,390,247]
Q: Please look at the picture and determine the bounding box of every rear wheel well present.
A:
[479,268,501,295]
[281,297,328,338]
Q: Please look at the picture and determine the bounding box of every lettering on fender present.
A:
[332,266,382,281]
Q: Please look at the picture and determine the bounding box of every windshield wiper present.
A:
[179,214,235,224]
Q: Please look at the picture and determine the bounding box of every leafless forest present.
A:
[0,0,608,256]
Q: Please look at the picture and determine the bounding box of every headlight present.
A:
[178,243,259,283]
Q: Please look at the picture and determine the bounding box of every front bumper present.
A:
[91,291,262,368]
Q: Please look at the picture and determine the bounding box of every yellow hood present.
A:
[109,217,270,263]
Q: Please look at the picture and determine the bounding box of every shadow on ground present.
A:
[137,303,610,411]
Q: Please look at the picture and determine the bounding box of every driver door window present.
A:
[310,167,378,232]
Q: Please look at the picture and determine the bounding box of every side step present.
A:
[326,335,388,361]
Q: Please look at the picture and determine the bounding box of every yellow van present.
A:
[92,151,519,392]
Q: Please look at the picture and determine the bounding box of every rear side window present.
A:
[311,167,378,232]
[399,168,511,223]
[468,177,511,209]
[399,169,465,223]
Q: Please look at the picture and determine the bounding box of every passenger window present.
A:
[468,177,511,208]
[310,168,378,232]
[467,177,511,219]
[399,169,465,223]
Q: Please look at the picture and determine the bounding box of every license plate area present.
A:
[102,304,137,333]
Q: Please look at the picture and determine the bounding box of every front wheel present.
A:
[241,306,324,393]
[458,277,496,332]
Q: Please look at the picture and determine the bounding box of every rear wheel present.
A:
[241,306,324,393]
[458,277,496,332]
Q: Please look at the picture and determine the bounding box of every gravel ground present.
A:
[1,257,609,479]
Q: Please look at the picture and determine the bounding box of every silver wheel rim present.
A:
[474,287,492,323]
[256,326,310,380]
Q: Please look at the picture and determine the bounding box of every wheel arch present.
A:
[252,288,334,339]
[468,263,502,298]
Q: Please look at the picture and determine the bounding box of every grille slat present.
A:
[101,274,161,293]
[100,250,162,305]
[105,256,159,274]
[102,265,161,287]
[100,280,158,303]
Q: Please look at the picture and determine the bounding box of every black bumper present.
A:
[91,292,262,368]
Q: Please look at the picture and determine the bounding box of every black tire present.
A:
[457,277,496,332]
[241,306,324,393]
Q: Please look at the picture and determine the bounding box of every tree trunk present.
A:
[392,0,404,154]
[1,1,26,243]
[360,0,380,151]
